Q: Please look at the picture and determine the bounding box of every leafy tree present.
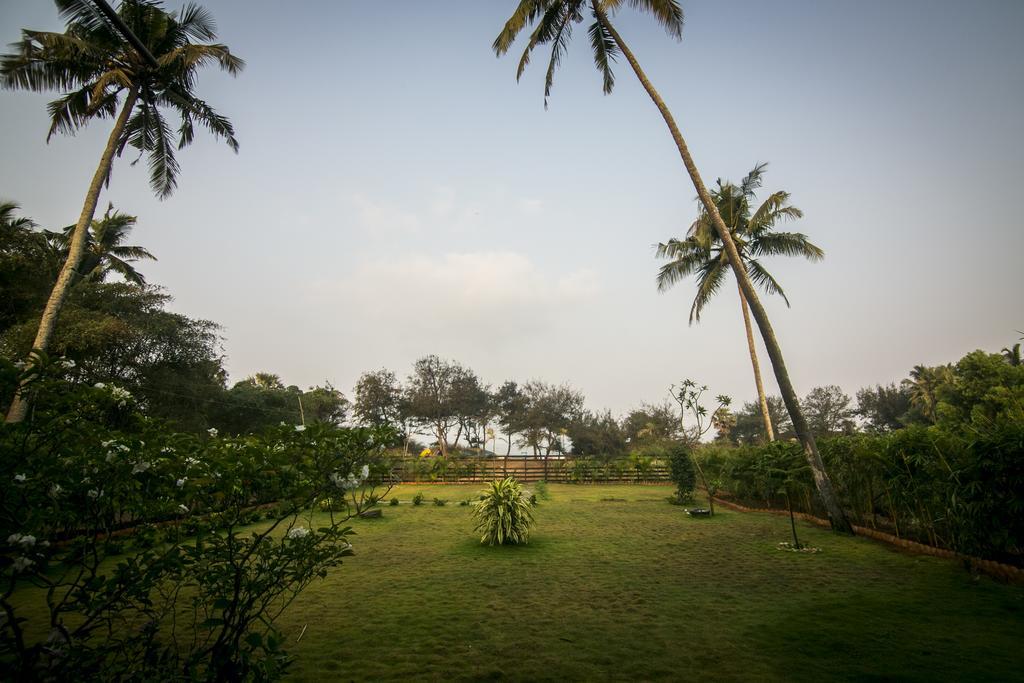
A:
[0,282,225,432]
[2,0,242,422]
[449,367,491,450]
[855,383,912,432]
[494,0,851,532]
[493,380,528,456]
[46,204,155,286]
[656,164,822,443]
[0,201,60,333]
[567,409,626,457]
[299,382,348,426]
[353,368,403,430]
[731,396,793,445]
[935,350,1024,426]
[518,380,584,456]
[802,385,856,437]
[212,374,300,435]
[621,401,679,446]
[404,355,468,456]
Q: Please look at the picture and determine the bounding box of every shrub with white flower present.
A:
[0,385,397,681]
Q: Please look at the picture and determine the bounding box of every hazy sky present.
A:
[2,0,1022,418]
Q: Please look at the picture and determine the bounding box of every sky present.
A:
[1,0,1022,420]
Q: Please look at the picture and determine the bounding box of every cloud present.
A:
[315,251,600,344]
[347,193,420,233]
[519,198,543,215]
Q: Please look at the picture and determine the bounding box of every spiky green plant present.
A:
[471,477,535,546]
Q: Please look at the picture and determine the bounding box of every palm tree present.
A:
[2,0,243,422]
[902,364,953,422]
[656,164,824,443]
[0,201,37,236]
[1002,343,1021,367]
[494,0,852,531]
[46,204,156,286]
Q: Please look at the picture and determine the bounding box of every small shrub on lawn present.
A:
[389,498,400,506]
[433,498,447,507]
[412,492,425,506]
[535,480,550,500]
[459,499,470,506]
[471,477,535,546]
[667,441,697,504]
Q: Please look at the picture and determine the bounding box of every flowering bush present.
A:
[0,354,395,679]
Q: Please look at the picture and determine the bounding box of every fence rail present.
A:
[390,456,672,484]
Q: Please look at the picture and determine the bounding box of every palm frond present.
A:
[740,162,767,198]
[493,0,554,56]
[174,3,217,42]
[749,190,803,232]
[601,0,684,38]
[587,15,619,94]
[751,232,823,261]
[655,238,712,292]
[689,253,728,323]
[746,259,790,306]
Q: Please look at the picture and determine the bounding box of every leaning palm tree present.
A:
[47,204,156,286]
[656,164,824,443]
[494,0,852,531]
[2,0,243,422]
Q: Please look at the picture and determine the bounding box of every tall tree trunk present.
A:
[737,279,774,441]
[598,12,852,533]
[6,88,139,424]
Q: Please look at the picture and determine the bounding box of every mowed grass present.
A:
[277,484,1024,682]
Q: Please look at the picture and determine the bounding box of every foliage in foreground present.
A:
[0,355,394,680]
[471,477,534,546]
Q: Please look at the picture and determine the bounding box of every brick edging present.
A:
[712,497,1024,583]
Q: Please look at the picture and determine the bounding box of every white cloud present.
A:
[315,251,600,344]
[347,193,420,233]
[519,198,543,214]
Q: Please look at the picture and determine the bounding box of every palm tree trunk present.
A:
[597,11,852,533]
[6,88,139,424]
[737,279,775,441]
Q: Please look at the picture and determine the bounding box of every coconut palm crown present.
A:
[1,0,243,198]
[46,204,155,286]
[655,163,823,323]
[493,0,683,107]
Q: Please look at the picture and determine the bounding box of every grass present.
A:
[276,484,1024,682]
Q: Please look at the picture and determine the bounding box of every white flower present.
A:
[286,527,309,540]
[161,447,175,455]
[94,382,106,389]
[131,461,152,475]
[360,464,370,480]
[294,424,306,432]
[14,360,26,370]
[11,556,33,573]
[87,489,101,500]
[178,504,189,514]
[13,474,26,483]
[185,457,199,467]
[207,428,218,437]
[7,533,22,544]
[49,484,63,497]
[60,358,76,369]
[176,478,187,488]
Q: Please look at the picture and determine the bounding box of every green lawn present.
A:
[276,484,1024,682]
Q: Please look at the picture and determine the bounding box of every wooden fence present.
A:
[391,456,671,484]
